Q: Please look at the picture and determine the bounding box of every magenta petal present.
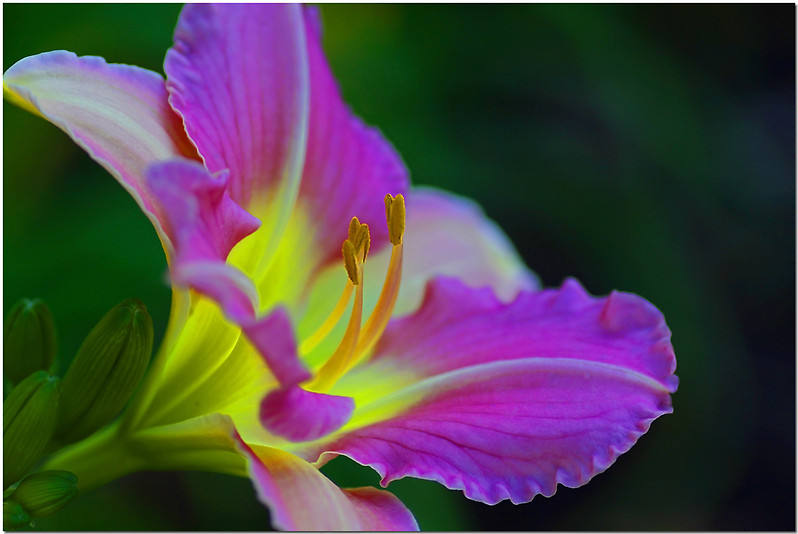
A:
[297,277,676,504]
[241,308,312,388]
[261,385,354,443]
[173,261,257,323]
[165,4,408,266]
[165,4,308,210]
[245,309,354,442]
[318,358,672,505]
[297,6,408,263]
[146,158,262,323]
[235,436,418,531]
[146,159,316,391]
[370,277,678,391]
[147,159,260,263]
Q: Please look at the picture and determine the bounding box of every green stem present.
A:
[41,421,141,494]
[41,415,248,495]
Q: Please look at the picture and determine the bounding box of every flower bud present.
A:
[4,298,58,385]
[3,502,31,530]
[9,470,78,519]
[55,299,153,444]
[3,371,60,487]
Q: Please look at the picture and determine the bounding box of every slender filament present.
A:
[304,272,364,392]
[351,243,403,366]
[298,281,354,355]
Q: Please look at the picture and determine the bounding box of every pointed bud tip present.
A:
[4,297,58,385]
[56,298,153,444]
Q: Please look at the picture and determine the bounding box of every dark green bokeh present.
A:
[3,4,794,531]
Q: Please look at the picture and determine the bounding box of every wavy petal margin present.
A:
[296,277,676,505]
[235,435,418,531]
[356,277,677,391]
[147,159,260,264]
[3,50,197,252]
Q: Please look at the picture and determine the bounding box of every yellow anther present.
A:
[384,194,406,245]
[354,224,370,262]
[348,217,361,242]
[342,240,360,285]
[299,219,368,357]
[347,216,371,262]
[384,195,393,226]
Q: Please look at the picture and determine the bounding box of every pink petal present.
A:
[295,277,676,504]
[146,158,260,324]
[172,261,258,323]
[164,4,309,213]
[146,159,313,393]
[164,4,408,274]
[298,6,409,264]
[260,385,354,443]
[316,357,672,505]
[241,308,312,388]
[235,436,418,531]
[3,51,198,249]
[147,159,260,264]
[248,309,355,442]
[368,277,678,391]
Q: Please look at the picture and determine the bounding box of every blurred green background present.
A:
[3,4,794,531]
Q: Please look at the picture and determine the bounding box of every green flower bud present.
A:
[9,470,77,519]
[3,502,31,530]
[3,371,60,488]
[4,298,58,386]
[56,299,153,444]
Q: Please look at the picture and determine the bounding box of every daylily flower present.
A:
[3,4,678,531]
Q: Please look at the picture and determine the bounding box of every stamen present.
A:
[305,280,364,393]
[349,194,405,364]
[351,244,402,363]
[297,218,369,357]
[385,193,405,246]
[342,240,359,285]
[300,200,405,392]
[353,223,371,262]
[348,217,361,242]
[304,224,370,392]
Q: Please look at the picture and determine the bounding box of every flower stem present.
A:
[41,414,249,495]
[41,421,141,494]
